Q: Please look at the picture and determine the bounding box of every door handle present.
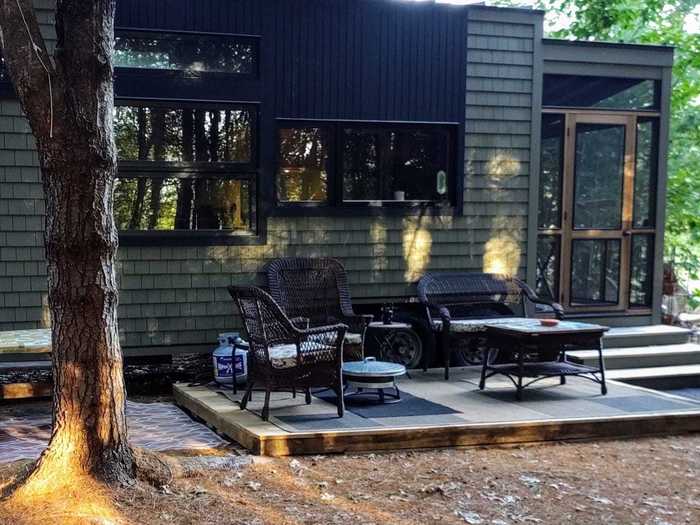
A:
[622,230,632,236]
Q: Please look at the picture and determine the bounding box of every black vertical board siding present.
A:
[115,0,467,118]
[116,0,263,34]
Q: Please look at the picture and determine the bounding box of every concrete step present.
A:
[602,325,692,348]
[569,343,700,370]
[607,364,700,390]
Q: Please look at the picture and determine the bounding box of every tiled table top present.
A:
[0,329,51,355]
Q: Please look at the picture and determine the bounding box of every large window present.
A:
[114,101,257,238]
[115,30,257,76]
[277,121,455,206]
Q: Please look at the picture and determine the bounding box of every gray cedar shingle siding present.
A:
[0,100,48,329]
[463,9,539,287]
[0,6,541,352]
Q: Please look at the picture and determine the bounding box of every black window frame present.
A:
[273,119,458,216]
[114,97,261,246]
[114,27,260,80]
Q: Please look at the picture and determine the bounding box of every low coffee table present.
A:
[342,357,406,404]
[482,319,609,400]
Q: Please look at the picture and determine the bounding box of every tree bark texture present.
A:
[0,0,134,484]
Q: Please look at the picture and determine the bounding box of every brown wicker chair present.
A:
[265,257,373,344]
[228,285,347,421]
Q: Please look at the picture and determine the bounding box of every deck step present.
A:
[607,364,700,389]
[602,325,692,348]
[569,343,700,370]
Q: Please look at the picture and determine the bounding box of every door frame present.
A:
[540,108,659,315]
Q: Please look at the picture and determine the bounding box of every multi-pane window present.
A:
[114,102,257,234]
[115,30,257,75]
[277,121,454,205]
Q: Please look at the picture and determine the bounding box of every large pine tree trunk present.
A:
[0,0,135,486]
[37,141,133,483]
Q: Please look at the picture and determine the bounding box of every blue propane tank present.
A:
[213,332,248,385]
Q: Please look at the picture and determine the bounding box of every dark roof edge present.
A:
[466,4,545,15]
[543,37,675,52]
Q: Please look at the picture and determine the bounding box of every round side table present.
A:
[362,321,422,370]
[342,357,407,404]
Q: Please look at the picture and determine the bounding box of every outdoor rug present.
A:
[219,386,466,433]
[314,389,459,418]
[0,401,227,464]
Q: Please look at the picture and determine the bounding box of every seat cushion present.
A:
[433,317,525,333]
[268,344,298,369]
[267,343,338,368]
[345,332,363,345]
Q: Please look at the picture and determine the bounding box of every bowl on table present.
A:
[540,319,560,327]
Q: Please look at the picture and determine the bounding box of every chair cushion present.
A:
[432,317,525,333]
[267,343,339,368]
[268,344,298,369]
[345,332,363,345]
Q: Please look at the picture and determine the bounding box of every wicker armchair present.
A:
[265,257,373,342]
[417,272,565,379]
[228,285,347,421]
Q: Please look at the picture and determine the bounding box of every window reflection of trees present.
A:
[342,128,449,201]
[114,105,252,232]
[573,124,625,230]
[538,115,564,229]
[114,32,255,74]
[277,128,328,202]
[571,239,621,305]
[630,235,653,307]
[634,119,658,228]
[536,235,560,301]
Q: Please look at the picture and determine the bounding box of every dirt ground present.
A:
[2,433,698,525]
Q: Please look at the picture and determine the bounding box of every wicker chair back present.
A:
[265,257,370,333]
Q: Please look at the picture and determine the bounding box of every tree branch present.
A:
[0,0,56,141]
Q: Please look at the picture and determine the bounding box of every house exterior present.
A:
[0,0,674,357]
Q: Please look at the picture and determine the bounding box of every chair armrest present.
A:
[290,316,310,329]
[338,312,373,332]
[298,324,348,363]
[299,323,348,346]
[518,281,565,319]
[530,297,565,319]
[423,303,451,331]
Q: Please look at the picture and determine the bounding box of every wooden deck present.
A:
[173,367,700,456]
